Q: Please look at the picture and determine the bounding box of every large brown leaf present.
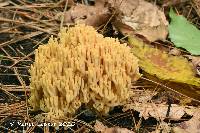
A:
[110,0,168,42]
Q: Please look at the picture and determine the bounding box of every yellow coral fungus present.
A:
[29,25,140,119]
[129,36,200,87]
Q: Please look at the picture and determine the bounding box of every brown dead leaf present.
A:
[136,23,168,42]
[107,0,138,16]
[169,48,182,56]
[123,101,197,121]
[186,56,200,76]
[57,1,111,27]
[124,103,181,120]
[191,57,200,76]
[173,109,200,133]
[111,0,168,42]
[94,120,135,133]
[172,127,188,133]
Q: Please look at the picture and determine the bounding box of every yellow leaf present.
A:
[129,36,200,87]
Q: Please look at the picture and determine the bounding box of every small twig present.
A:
[0,73,30,77]
[32,34,50,48]
[60,0,68,30]
[0,84,21,100]
[1,47,17,62]
[187,6,193,19]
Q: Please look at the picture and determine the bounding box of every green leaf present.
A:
[169,8,200,55]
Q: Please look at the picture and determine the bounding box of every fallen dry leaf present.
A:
[123,102,195,121]
[169,48,182,56]
[186,56,200,76]
[172,127,188,133]
[191,56,200,76]
[123,89,197,121]
[129,36,200,87]
[136,23,168,42]
[56,1,111,27]
[191,57,200,76]
[108,0,138,16]
[173,109,200,133]
[110,0,168,42]
[94,120,135,133]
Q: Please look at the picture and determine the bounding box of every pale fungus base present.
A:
[29,25,140,119]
